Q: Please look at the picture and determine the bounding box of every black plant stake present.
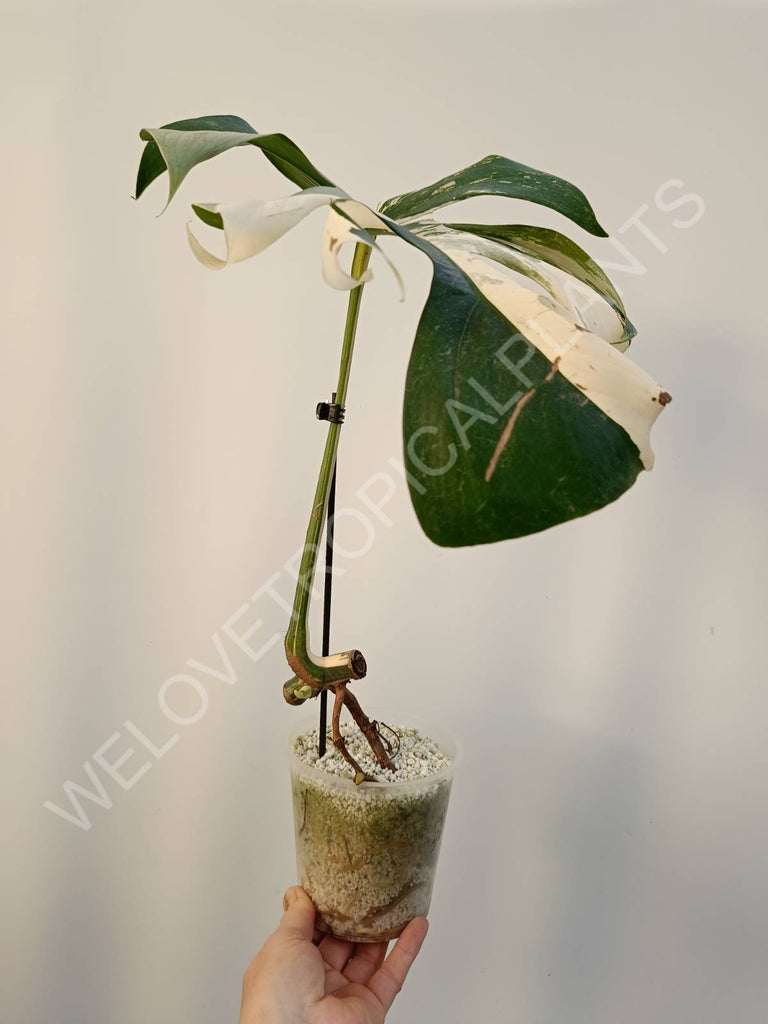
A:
[318,395,338,759]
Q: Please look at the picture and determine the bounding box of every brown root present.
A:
[331,685,367,785]
[359,882,424,928]
[342,687,397,773]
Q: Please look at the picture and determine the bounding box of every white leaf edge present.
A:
[411,223,666,469]
[323,200,405,299]
[184,189,405,300]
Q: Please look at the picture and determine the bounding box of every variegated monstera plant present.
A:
[135,114,670,778]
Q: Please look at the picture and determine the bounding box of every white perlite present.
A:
[291,723,454,941]
[293,722,451,782]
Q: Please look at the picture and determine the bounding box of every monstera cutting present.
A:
[135,114,670,777]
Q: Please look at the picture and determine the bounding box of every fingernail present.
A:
[283,888,296,911]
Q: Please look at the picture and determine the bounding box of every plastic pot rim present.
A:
[288,707,460,794]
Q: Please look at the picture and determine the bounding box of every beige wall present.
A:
[3,1,767,1021]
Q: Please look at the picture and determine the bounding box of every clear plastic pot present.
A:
[289,716,457,942]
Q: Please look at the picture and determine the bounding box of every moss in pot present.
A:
[133,115,671,937]
[291,719,456,942]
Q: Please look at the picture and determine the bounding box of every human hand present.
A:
[238,886,429,1024]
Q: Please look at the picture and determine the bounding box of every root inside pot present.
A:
[290,722,455,942]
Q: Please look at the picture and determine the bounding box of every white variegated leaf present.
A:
[136,114,669,551]
[406,221,662,468]
[186,186,346,270]
[542,268,631,351]
[411,221,628,346]
[332,198,395,234]
[321,206,376,290]
[325,200,405,299]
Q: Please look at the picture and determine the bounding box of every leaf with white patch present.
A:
[382,217,669,546]
[133,115,669,547]
[445,223,635,350]
[378,155,607,236]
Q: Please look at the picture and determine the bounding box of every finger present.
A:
[368,917,429,1012]
[342,941,388,985]
[317,934,355,971]
[278,886,316,942]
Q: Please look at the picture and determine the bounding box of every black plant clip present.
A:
[316,400,346,425]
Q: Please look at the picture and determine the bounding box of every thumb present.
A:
[278,886,316,941]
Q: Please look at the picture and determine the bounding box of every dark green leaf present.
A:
[379,155,607,237]
[135,115,335,208]
[135,115,256,199]
[191,204,223,229]
[256,133,336,191]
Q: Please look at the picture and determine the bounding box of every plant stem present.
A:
[284,242,372,694]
